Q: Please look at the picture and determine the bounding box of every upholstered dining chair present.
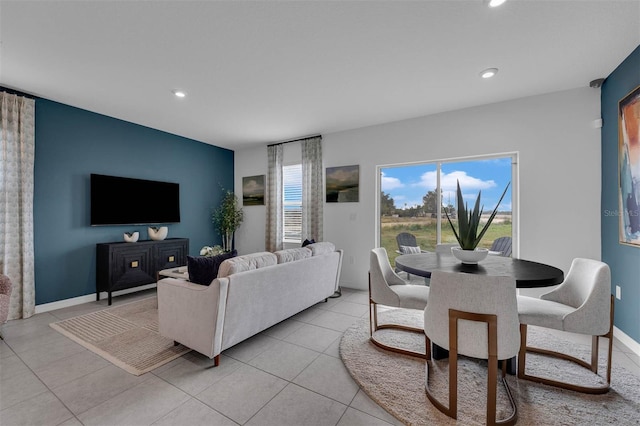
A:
[489,236,512,257]
[0,274,13,339]
[369,247,429,358]
[424,271,519,426]
[517,258,614,394]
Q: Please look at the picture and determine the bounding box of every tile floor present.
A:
[1,287,638,426]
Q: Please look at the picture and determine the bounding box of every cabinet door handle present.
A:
[131,261,139,268]
[168,255,175,262]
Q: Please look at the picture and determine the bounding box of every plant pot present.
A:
[123,232,139,243]
[148,226,168,241]
[451,247,489,265]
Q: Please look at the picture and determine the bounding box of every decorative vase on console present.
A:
[445,180,510,265]
[148,226,168,241]
[123,232,139,243]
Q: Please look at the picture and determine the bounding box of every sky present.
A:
[381,157,513,212]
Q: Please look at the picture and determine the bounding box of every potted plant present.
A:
[444,180,510,264]
[211,189,243,252]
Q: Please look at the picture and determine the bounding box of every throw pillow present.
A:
[188,250,237,285]
[302,238,316,247]
[400,245,421,254]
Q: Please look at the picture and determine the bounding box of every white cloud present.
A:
[381,172,404,191]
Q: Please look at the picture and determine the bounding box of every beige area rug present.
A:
[340,309,640,426]
[50,297,190,376]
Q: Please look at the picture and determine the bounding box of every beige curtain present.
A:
[301,136,323,242]
[1,92,36,320]
[266,144,283,252]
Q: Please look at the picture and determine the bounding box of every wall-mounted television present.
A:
[90,174,180,226]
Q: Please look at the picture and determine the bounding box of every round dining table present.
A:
[395,252,564,288]
[395,251,564,373]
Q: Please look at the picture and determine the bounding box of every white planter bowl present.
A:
[148,226,168,241]
[451,247,489,265]
[123,232,139,243]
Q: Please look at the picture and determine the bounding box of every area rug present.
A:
[50,297,190,376]
[340,309,640,426]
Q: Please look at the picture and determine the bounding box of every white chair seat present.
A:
[517,295,574,330]
[392,285,430,310]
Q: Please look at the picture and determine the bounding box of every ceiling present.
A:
[1,1,639,151]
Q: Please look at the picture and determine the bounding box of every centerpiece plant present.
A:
[444,180,510,251]
[211,188,243,252]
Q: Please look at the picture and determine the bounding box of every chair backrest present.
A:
[396,233,418,250]
[541,258,611,335]
[435,243,459,254]
[369,247,405,307]
[490,236,512,257]
[424,271,520,360]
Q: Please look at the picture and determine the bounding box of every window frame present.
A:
[282,163,303,244]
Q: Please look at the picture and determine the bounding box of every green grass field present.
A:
[380,216,512,264]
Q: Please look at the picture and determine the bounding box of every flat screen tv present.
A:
[90,174,180,226]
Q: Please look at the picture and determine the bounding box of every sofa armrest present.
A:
[157,277,229,359]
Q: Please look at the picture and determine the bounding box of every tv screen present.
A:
[90,174,180,226]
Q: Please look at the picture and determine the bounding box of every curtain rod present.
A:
[0,86,38,99]
[267,134,322,147]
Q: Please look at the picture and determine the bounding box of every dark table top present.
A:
[395,252,564,288]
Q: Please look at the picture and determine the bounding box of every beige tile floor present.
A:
[0,287,638,426]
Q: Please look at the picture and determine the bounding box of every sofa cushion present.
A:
[275,247,312,263]
[218,252,278,278]
[306,242,335,256]
[188,250,237,285]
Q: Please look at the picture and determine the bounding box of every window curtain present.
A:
[1,92,36,320]
[266,143,283,252]
[301,136,323,242]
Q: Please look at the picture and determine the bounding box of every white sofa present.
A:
[157,243,343,365]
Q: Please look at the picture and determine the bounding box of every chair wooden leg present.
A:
[518,296,614,394]
[425,310,517,426]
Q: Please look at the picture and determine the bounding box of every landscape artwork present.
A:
[326,165,359,203]
[242,175,265,206]
[619,85,640,246]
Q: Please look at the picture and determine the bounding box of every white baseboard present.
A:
[614,326,640,357]
[35,284,157,314]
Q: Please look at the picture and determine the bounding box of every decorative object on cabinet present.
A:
[148,226,168,241]
[123,232,139,243]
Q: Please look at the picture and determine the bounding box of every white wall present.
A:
[235,87,602,293]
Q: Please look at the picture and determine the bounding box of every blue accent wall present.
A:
[601,45,640,343]
[34,99,234,305]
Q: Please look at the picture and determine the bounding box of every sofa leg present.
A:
[173,340,180,346]
[323,298,328,303]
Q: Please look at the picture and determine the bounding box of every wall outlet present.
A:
[616,285,621,300]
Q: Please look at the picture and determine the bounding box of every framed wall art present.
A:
[242,175,265,206]
[619,85,640,246]
[326,165,359,203]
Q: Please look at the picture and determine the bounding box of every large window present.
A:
[283,164,302,243]
[378,154,516,264]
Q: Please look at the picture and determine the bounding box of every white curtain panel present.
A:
[301,136,323,242]
[1,92,36,320]
[266,144,283,252]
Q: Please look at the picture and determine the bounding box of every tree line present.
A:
[381,191,455,218]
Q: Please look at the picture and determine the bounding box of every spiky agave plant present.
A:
[444,180,510,250]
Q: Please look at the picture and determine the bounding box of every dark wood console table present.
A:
[96,238,189,305]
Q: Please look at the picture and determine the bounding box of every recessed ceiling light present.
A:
[480,68,499,79]
[172,90,186,98]
[488,0,507,7]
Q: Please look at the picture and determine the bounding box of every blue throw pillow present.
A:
[188,250,237,285]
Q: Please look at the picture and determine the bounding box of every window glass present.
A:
[283,164,302,243]
[380,155,514,265]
